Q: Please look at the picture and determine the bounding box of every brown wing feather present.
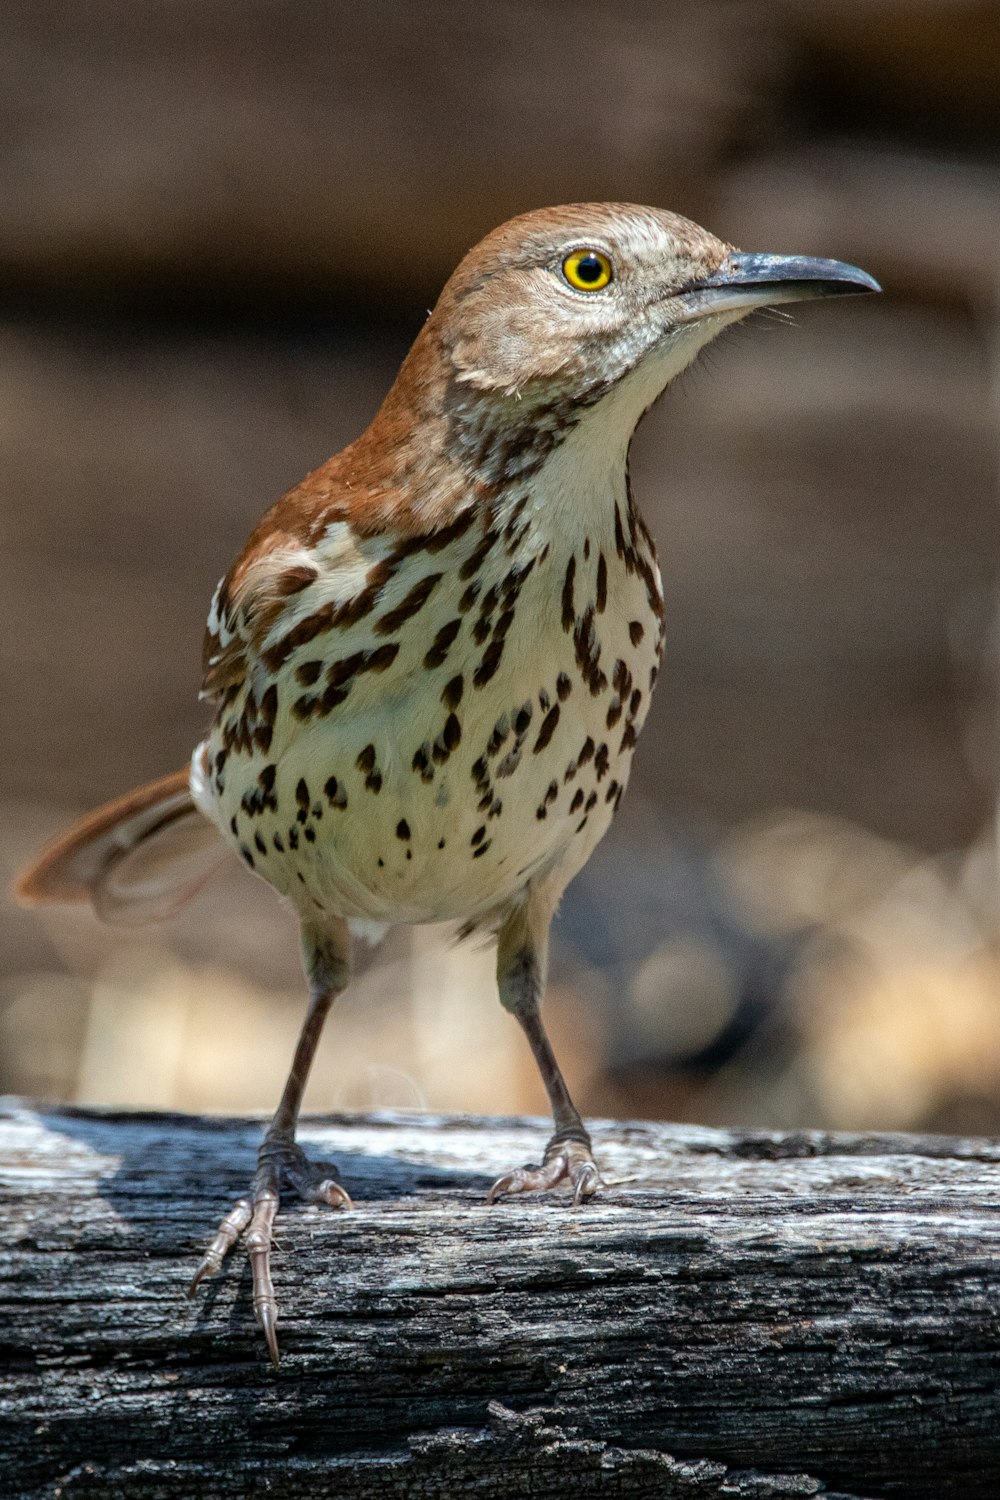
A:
[14,770,226,925]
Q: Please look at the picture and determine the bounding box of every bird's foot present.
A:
[187,1129,351,1365]
[487,1131,601,1207]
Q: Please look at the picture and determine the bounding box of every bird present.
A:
[15,203,879,1364]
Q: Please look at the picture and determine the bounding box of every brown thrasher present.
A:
[16,203,878,1363]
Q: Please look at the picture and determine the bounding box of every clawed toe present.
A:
[488,1139,602,1206]
[187,1132,350,1366]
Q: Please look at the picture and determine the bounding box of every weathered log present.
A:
[2,1102,999,1499]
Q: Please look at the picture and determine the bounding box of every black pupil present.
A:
[575,254,604,284]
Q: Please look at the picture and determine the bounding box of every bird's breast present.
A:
[196,485,664,926]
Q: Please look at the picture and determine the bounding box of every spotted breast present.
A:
[193,396,664,934]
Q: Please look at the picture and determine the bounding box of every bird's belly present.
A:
[202,531,661,926]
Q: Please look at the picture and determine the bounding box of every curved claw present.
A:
[488,1154,566,1204]
[258,1299,280,1369]
[571,1160,600,1206]
[187,1135,351,1366]
[186,1197,252,1297]
[314,1178,353,1210]
[488,1143,602,1205]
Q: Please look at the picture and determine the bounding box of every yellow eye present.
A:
[562,248,613,292]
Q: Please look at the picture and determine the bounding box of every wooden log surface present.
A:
[3,1101,1000,1499]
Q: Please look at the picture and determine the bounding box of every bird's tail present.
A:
[14,769,227,925]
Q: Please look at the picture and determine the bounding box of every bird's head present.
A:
[356,202,879,513]
[434,201,879,406]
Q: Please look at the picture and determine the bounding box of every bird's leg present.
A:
[188,921,352,1364]
[488,904,601,1207]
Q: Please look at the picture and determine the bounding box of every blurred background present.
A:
[3,0,999,1137]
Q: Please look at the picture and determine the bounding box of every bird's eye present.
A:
[562,249,613,292]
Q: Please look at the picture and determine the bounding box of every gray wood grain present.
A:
[2,1102,999,1499]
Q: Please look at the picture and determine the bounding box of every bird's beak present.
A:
[678,252,881,320]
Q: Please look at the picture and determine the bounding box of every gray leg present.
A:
[488,906,601,1206]
[188,921,352,1365]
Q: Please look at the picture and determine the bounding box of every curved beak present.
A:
[680,252,881,320]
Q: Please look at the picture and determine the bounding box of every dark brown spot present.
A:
[288,827,299,850]
[472,839,492,858]
[570,788,584,813]
[621,724,638,752]
[320,683,351,714]
[229,815,238,836]
[296,778,310,808]
[583,537,591,560]
[556,672,572,702]
[605,779,620,803]
[396,819,411,841]
[368,642,401,672]
[304,826,316,843]
[325,654,364,693]
[473,639,505,688]
[514,703,533,736]
[544,780,558,806]
[366,772,383,793]
[240,844,255,869]
[259,684,278,724]
[502,556,536,600]
[492,607,515,641]
[356,745,376,774]
[459,579,482,613]
[296,660,323,687]
[596,553,608,612]
[578,736,595,766]
[442,713,462,751]
[629,620,645,646]
[273,833,284,852]
[585,790,598,811]
[442,675,464,711]
[630,689,642,718]
[412,745,433,782]
[606,698,623,729]
[424,507,477,552]
[459,531,498,581]
[533,705,560,754]
[375,573,443,635]
[471,825,486,846]
[424,618,462,669]
[561,556,576,632]
[496,746,522,779]
[487,716,510,756]
[614,505,628,561]
[594,744,610,780]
